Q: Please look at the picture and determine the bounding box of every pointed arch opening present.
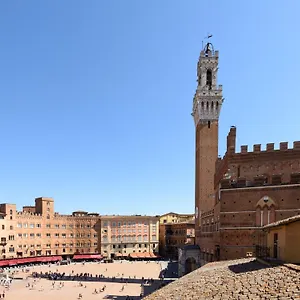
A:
[255,196,277,226]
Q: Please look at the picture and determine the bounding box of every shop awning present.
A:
[115,253,128,257]
[16,258,33,264]
[0,260,8,267]
[50,256,63,261]
[38,257,51,263]
[8,260,18,266]
[129,252,160,259]
[0,256,62,267]
[73,254,102,260]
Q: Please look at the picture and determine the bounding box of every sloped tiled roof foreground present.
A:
[264,214,300,229]
[144,258,300,300]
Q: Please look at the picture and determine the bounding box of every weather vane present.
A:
[202,33,213,49]
[205,33,213,39]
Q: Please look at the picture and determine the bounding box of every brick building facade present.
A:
[0,197,100,259]
[191,41,300,264]
[159,219,195,259]
[213,130,300,261]
[0,197,159,260]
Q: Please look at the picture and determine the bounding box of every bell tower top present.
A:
[192,38,224,127]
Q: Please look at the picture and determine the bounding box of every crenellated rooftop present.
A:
[214,126,300,187]
[224,126,300,156]
[238,141,300,154]
[16,211,43,219]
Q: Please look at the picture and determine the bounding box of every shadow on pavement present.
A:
[103,295,141,300]
[162,261,178,279]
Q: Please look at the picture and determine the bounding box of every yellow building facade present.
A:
[159,212,194,225]
[264,215,300,264]
[159,212,195,259]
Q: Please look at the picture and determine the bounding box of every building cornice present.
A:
[221,183,300,192]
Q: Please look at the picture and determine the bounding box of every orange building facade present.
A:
[0,197,159,260]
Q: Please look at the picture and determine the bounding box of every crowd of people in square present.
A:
[0,258,171,299]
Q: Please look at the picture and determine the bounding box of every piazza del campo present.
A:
[0,37,299,300]
[0,7,300,300]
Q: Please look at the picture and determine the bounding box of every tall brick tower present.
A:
[191,41,223,246]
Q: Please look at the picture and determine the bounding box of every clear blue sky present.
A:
[0,1,299,215]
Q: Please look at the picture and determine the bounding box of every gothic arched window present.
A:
[255,196,277,226]
[206,69,212,89]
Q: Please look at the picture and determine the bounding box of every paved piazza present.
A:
[144,258,300,300]
[2,260,163,300]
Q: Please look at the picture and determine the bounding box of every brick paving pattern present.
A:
[144,258,300,300]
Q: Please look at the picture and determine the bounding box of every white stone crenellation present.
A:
[191,45,223,127]
[192,98,223,126]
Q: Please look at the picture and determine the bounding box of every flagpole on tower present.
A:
[202,33,213,49]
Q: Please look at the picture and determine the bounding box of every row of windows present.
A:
[17,223,42,228]
[17,242,98,248]
[104,221,155,227]
[202,223,220,233]
[173,229,188,235]
[111,228,156,234]
[202,217,218,225]
[1,225,14,230]
[166,239,186,245]
[111,243,155,249]
[103,247,156,255]
[108,235,157,242]
[16,233,98,238]
[1,236,15,242]
[16,223,93,229]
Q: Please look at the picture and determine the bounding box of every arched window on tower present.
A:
[206,69,212,89]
